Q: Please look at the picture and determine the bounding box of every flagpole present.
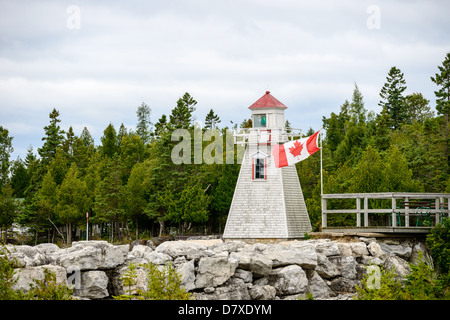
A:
[86,212,89,241]
[320,129,323,196]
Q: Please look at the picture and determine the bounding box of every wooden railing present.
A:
[321,193,450,230]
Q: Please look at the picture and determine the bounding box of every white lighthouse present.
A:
[223,91,312,242]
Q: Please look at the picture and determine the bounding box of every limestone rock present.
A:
[78,270,109,299]
[52,241,126,270]
[233,268,253,283]
[248,284,277,300]
[195,255,238,289]
[349,242,369,257]
[383,254,411,278]
[367,241,386,258]
[336,243,352,257]
[410,242,433,265]
[177,259,196,292]
[329,277,358,294]
[379,242,412,259]
[230,251,273,277]
[305,270,335,299]
[315,253,341,279]
[12,265,67,292]
[265,248,317,269]
[269,265,308,296]
[155,241,207,260]
[329,256,357,279]
[311,239,340,257]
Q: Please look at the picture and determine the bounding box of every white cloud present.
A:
[0,0,449,161]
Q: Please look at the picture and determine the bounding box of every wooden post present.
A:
[392,197,397,227]
[435,197,440,225]
[364,197,369,227]
[356,198,361,227]
[405,196,409,227]
[322,197,327,228]
[448,197,450,218]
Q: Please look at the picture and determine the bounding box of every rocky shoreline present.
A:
[3,236,431,300]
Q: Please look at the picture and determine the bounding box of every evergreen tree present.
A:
[431,52,450,172]
[56,164,90,244]
[403,92,434,124]
[0,183,19,240]
[10,158,29,198]
[100,123,119,159]
[204,108,221,129]
[38,108,65,165]
[80,127,94,148]
[379,66,408,130]
[169,93,197,129]
[0,126,14,188]
[136,102,152,144]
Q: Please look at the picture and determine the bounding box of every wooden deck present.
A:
[321,193,450,235]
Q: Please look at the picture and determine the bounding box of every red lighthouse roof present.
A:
[248,91,288,110]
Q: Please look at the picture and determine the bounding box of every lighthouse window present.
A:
[253,158,266,180]
[254,114,266,128]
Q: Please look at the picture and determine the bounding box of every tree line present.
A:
[0,52,449,244]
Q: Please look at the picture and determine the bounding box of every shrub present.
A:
[114,262,192,300]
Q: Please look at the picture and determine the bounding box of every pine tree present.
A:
[431,52,450,173]
[204,108,221,129]
[403,92,434,124]
[56,164,90,244]
[136,102,152,144]
[100,123,119,159]
[379,66,408,130]
[0,126,14,188]
[38,108,65,165]
[169,93,197,129]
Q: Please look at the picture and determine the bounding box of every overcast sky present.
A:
[1,0,449,161]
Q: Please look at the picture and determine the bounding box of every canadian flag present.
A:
[272,130,321,168]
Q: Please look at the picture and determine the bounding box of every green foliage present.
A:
[26,268,73,300]
[426,218,450,274]
[0,245,23,300]
[356,253,450,300]
[0,245,73,300]
[0,126,14,187]
[379,66,408,130]
[38,108,65,166]
[114,262,192,300]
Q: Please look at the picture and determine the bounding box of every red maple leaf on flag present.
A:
[289,140,303,158]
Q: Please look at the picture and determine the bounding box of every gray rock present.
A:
[315,253,341,279]
[233,269,253,283]
[248,284,277,300]
[329,277,358,294]
[349,242,369,257]
[195,255,238,289]
[379,242,412,259]
[336,243,352,256]
[410,242,433,266]
[269,265,308,296]
[177,259,196,291]
[155,240,207,259]
[78,270,109,299]
[12,265,67,292]
[196,278,250,300]
[52,241,126,270]
[265,248,317,269]
[329,256,357,279]
[305,270,335,299]
[383,254,411,278]
[230,251,273,277]
[367,241,386,259]
[312,239,340,256]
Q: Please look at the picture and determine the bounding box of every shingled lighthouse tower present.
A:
[223,91,312,241]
